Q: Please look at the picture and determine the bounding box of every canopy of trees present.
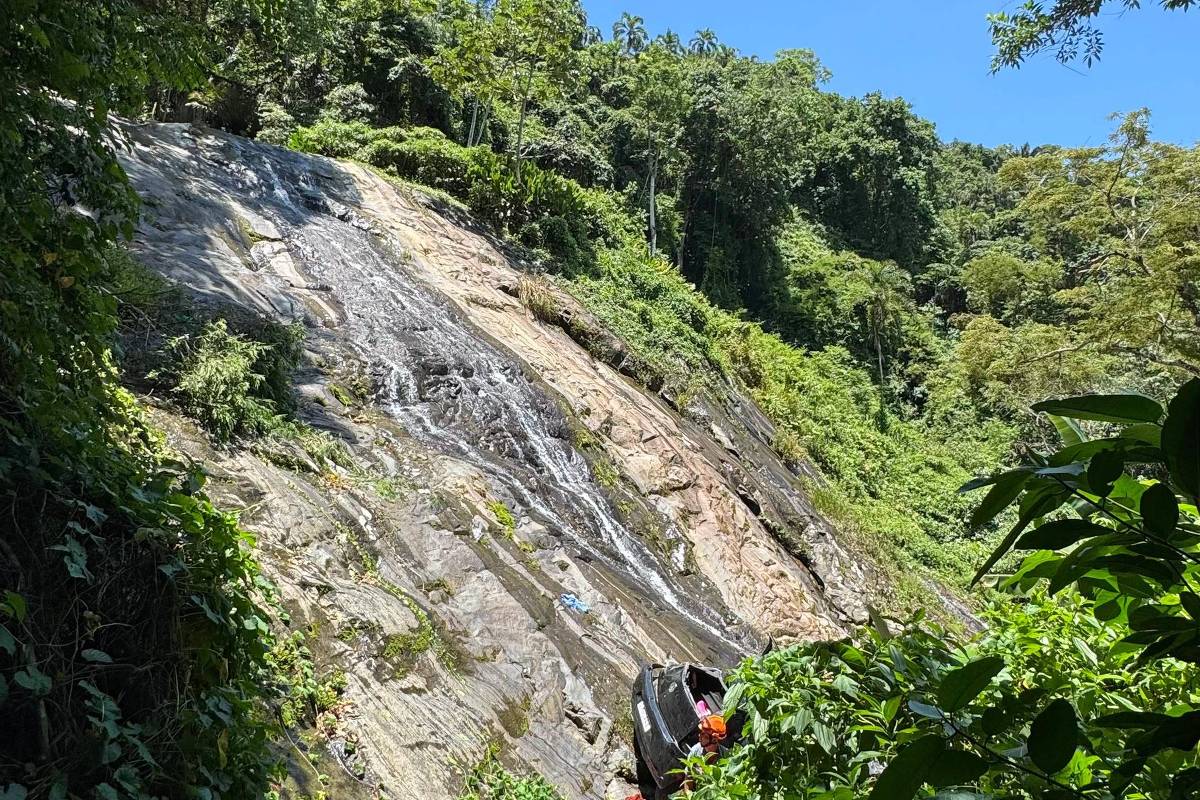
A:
[2,0,1197,798]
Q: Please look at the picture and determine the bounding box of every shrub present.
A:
[517,276,559,323]
[318,82,375,123]
[380,135,476,196]
[287,121,640,275]
[166,318,299,441]
[256,100,297,146]
[288,119,378,159]
[458,744,563,800]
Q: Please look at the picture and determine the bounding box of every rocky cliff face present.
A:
[118,122,880,799]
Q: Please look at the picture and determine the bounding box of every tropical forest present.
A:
[1,0,1198,799]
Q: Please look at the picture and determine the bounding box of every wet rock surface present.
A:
[120,122,883,799]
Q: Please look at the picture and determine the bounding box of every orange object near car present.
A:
[700,714,727,739]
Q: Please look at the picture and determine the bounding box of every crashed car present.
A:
[630,662,746,797]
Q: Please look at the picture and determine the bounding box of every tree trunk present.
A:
[514,64,535,185]
[648,151,658,257]
[872,315,887,430]
[473,106,489,147]
[466,98,479,146]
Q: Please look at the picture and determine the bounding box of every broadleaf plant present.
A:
[690,381,1199,800]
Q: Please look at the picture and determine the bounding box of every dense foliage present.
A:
[3,0,1197,797]
[988,0,1198,71]
[0,2,307,797]
[693,383,1200,799]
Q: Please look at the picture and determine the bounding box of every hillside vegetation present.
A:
[2,1,1197,799]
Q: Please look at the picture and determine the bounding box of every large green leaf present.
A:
[1046,413,1085,446]
[1087,450,1124,495]
[926,749,988,788]
[1140,482,1179,536]
[968,470,1032,530]
[936,656,1004,712]
[868,734,945,800]
[1128,710,1200,757]
[1032,393,1164,424]
[1162,378,1200,501]
[1051,438,1152,470]
[971,483,1071,585]
[1016,518,1110,551]
[1028,699,1077,774]
[1121,423,1162,448]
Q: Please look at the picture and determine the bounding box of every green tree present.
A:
[432,0,500,145]
[841,259,913,425]
[960,250,1062,322]
[612,11,648,56]
[989,0,1197,71]
[999,110,1200,378]
[622,43,690,257]
[690,381,1200,800]
[689,27,719,55]
[1,1,281,796]
[492,0,582,184]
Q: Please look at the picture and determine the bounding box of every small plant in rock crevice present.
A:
[456,742,564,800]
[488,500,517,537]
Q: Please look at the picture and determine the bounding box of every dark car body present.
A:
[630,662,745,797]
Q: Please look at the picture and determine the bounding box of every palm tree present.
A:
[656,29,683,56]
[689,28,718,56]
[612,12,647,56]
[859,260,911,429]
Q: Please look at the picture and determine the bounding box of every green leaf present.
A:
[1028,699,1077,774]
[1094,598,1122,621]
[1016,518,1110,551]
[882,696,902,722]
[1140,482,1179,535]
[13,667,51,696]
[908,699,942,719]
[1049,437,1139,467]
[1087,450,1124,494]
[974,481,1072,583]
[869,734,945,800]
[1032,393,1164,424]
[937,656,1003,713]
[1128,710,1200,756]
[1047,413,1085,447]
[1181,593,1200,621]
[926,749,988,788]
[1047,533,1134,594]
[969,469,1032,530]
[1162,378,1200,500]
[0,623,14,656]
[811,721,836,754]
[81,649,112,664]
[1094,710,1172,729]
[721,682,743,712]
[790,708,814,735]
[0,785,28,800]
[3,592,27,622]
[1072,636,1098,666]
[1122,423,1162,447]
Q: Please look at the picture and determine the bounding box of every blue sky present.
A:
[580,0,1199,148]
